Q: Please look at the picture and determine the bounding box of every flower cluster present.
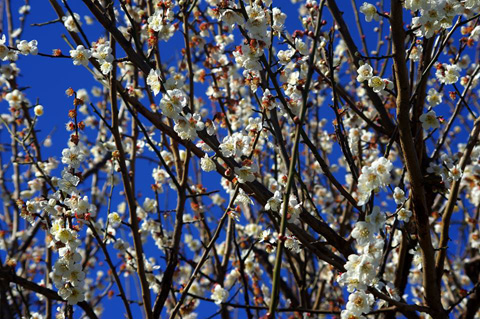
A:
[69,40,114,75]
[407,0,471,38]
[50,225,86,305]
[338,206,400,318]
[147,1,176,41]
[435,63,461,85]
[427,152,462,189]
[0,33,38,63]
[5,0,480,317]
[174,113,204,141]
[357,157,394,205]
[356,63,393,95]
[16,91,99,306]
[91,40,114,75]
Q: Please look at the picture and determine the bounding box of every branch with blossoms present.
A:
[2,0,480,319]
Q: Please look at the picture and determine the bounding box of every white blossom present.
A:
[17,40,38,55]
[359,2,378,22]
[419,110,440,130]
[200,154,216,172]
[356,64,373,82]
[70,45,91,66]
[211,285,228,305]
[397,208,412,222]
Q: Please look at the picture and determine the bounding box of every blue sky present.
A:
[3,1,475,318]
[4,1,397,318]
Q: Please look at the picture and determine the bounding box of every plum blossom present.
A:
[70,45,91,66]
[58,170,80,195]
[234,164,256,183]
[211,285,228,305]
[427,88,442,106]
[5,89,24,109]
[419,110,440,130]
[61,146,86,169]
[359,2,378,22]
[200,154,216,172]
[436,64,461,84]
[159,89,187,120]
[147,69,162,96]
[221,10,243,26]
[393,187,406,205]
[356,64,373,82]
[265,191,282,212]
[173,113,204,140]
[346,290,374,316]
[368,76,386,93]
[17,40,38,55]
[0,35,9,60]
[351,221,375,246]
[397,208,413,222]
[34,105,44,116]
[357,157,393,205]
[62,13,82,33]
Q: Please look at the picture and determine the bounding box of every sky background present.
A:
[2,1,403,318]
[1,0,473,318]
[6,1,318,318]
